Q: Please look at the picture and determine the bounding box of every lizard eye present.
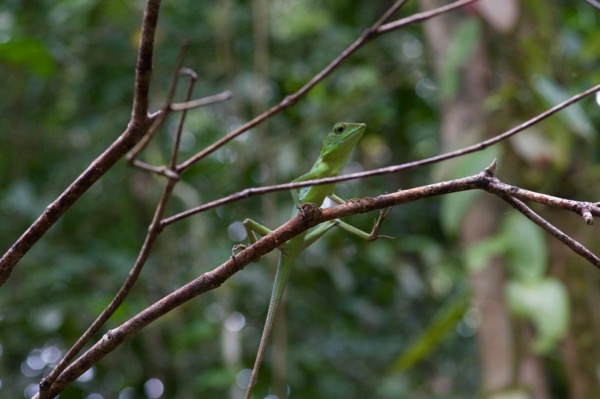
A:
[334,124,345,134]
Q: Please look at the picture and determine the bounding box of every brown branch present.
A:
[377,0,479,34]
[131,0,162,122]
[36,162,600,397]
[161,82,600,227]
[170,90,232,111]
[126,44,191,163]
[497,194,600,266]
[584,0,600,11]
[0,0,164,287]
[175,0,472,172]
[34,202,324,399]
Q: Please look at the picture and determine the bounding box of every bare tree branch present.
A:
[377,0,478,34]
[497,194,600,266]
[0,0,164,286]
[131,0,161,122]
[36,161,600,397]
[584,0,600,11]
[170,90,232,111]
[126,43,192,163]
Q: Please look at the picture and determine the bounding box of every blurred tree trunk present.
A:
[549,211,600,399]
[421,1,549,397]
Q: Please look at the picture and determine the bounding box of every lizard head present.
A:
[319,122,366,166]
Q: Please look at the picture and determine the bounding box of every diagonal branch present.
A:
[36,162,600,397]
[377,0,479,34]
[497,194,600,266]
[175,0,475,172]
[0,0,164,287]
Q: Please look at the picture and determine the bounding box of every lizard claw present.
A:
[231,244,247,258]
[368,207,394,240]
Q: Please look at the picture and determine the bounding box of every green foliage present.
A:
[466,212,569,354]
[387,290,470,373]
[501,214,569,354]
[506,278,569,354]
[501,213,548,281]
[0,38,56,77]
[440,20,481,99]
[0,0,597,398]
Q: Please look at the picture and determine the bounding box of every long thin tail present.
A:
[244,255,294,399]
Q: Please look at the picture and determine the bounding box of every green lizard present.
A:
[241,122,390,399]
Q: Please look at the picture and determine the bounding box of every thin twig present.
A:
[170,69,198,168]
[377,0,479,34]
[126,110,170,164]
[161,82,600,226]
[584,0,600,10]
[372,0,410,28]
[175,0,471,172]
[170,90,232,111]
[497,195,600,267]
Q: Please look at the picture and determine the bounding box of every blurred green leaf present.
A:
[464,235,505,272]
[387,290,470,373]
[506,278,569,354]
[440,19,480,99]
[501,212,547,281]
[0,38,56,77]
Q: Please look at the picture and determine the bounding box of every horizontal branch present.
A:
[37,162,600,397]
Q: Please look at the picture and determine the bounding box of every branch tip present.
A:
[179,67,198,80]
[484,158,497,176]
[582,208,594,225]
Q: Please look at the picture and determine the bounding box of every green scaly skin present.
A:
[242,122,389,399]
